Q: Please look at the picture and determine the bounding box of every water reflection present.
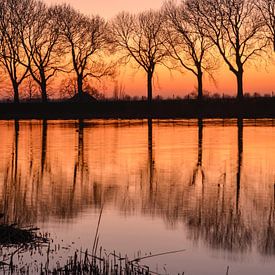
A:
[41,120,47,174]
[148,118,154,191]
[0,119,274,256]
[187,118,253,253]
[191,118,205,185]
[236,118,243,209]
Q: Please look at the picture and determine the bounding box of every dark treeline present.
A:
[1,97,275,119]
[0,0,274,103]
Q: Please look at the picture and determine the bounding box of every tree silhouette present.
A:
[111,11,168,103]
[19,1,62,102]
[0,0,30,103]
[164,0,216,100]
[52,4,113,100]
[193,0,266,100]
[0,0,274,102]
[257,0,275,51]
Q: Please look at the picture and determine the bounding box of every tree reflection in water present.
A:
[187,118,252,252]
[0,119,274,255]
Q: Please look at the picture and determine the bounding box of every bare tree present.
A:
[22,76,39,100]
[111,11,168,103]
[52,4,113,100]
[59,77,77,99]
[19,1,62,102]
[257,0,275,51]
[164,0,216,100]
[193,0,266,100]
[0,0,30,103]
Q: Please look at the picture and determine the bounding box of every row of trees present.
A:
[0,0,275,103]
[0,0,114,103]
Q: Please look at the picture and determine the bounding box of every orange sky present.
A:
[40,0,275,98]
[44,0,164,18]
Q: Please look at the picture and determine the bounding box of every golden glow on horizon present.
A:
[109,60,275,98]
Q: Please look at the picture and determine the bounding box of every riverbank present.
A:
[0,223,184,274]
[0,98,275,119]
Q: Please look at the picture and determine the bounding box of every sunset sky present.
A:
[42,0,275,98]
[44,0,164,18]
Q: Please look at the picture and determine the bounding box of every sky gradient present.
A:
[42,0,275,98]
[44,0,164,18]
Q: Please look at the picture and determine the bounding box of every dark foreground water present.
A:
[0,119,274,274]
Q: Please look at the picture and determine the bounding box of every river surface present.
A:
[0,119,274,274]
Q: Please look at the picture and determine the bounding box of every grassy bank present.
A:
[0,223,184,274]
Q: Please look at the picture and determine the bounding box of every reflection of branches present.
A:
[259,208,275,255]
[41,120,47,175]
[1,121,34,225]
[258,185,275,255]
[12,120,19,182]
[188,206,252,252]
[186,118,253,252]
[236,118,243,210]
[190,118,205,185]
[0,120,274,256]
[70,120,85,212]
[146,118,158,213]
[148,119,155,191]
[2,121,19,224]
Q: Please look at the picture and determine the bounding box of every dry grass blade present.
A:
[92,204,104,257]
[131,249,186,263]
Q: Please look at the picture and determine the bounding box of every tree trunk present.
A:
[147,72,153,104]
[236,70,243,100]
[197,70,203,101]
[77,75,83,99]
[12,82,19,103]
[41,80,48,103]
[38,70,48,102]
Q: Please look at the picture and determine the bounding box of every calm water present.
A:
[0,119,274,274]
